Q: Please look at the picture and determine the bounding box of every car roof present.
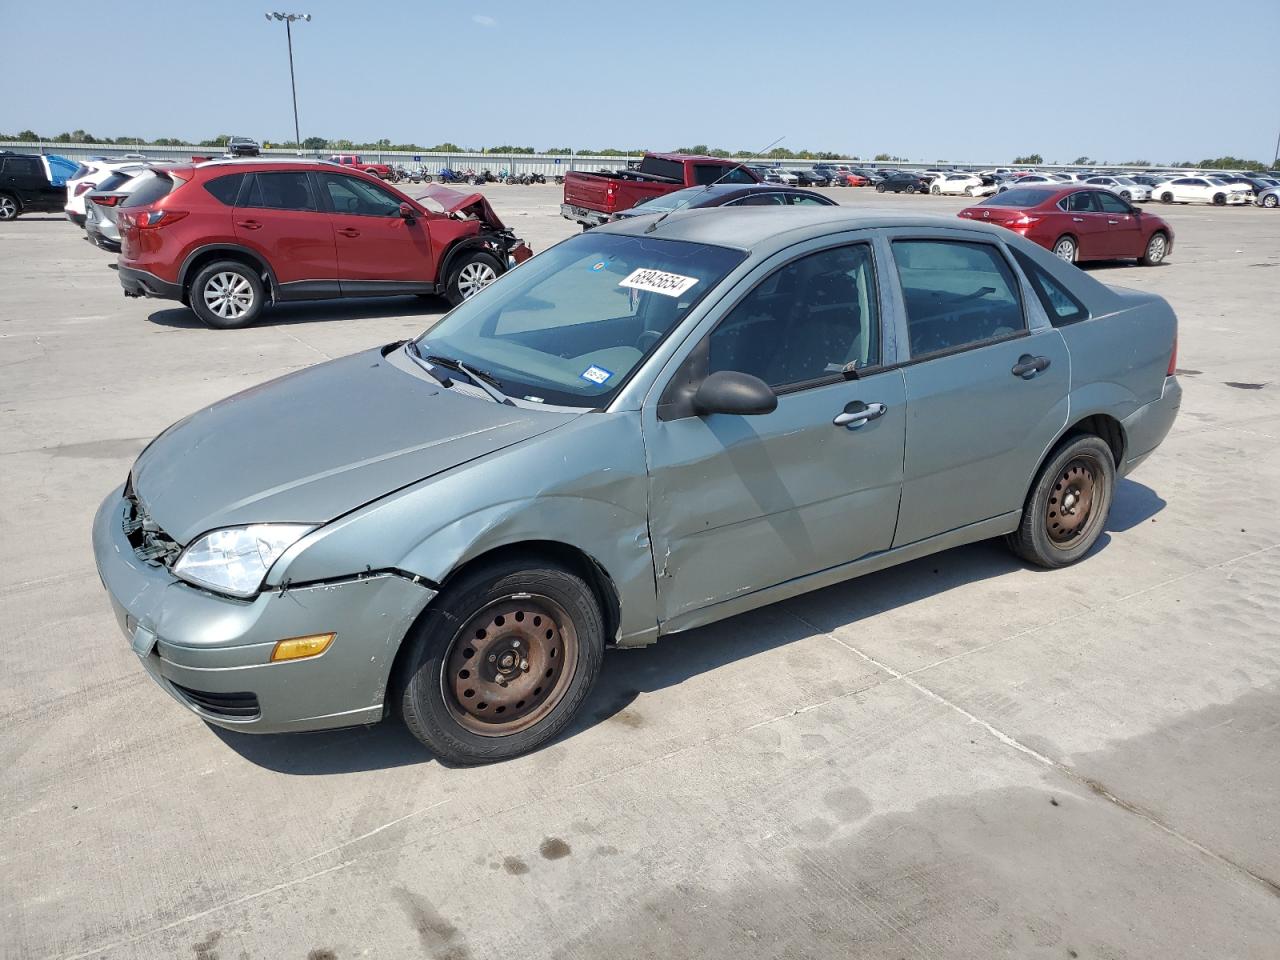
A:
[191,157,337,171]
[596,206,1012,251]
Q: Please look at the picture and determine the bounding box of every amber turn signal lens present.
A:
[270,633,335,662]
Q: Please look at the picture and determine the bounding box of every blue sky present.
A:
[4,0,1277,163]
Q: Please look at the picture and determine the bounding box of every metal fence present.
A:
[0,142,1184,177]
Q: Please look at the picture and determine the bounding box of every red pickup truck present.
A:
[560,152,760,228]
[327,154,393,180]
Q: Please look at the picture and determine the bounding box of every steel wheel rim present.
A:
[1054,238,1075,261]
[203,272,253,319]
[1147,235,1166,262]
[1046,455,1102,547]
[442,595,579,737]
[457,262,497,300]
[0,197,15,218]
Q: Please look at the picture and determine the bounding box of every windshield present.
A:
[414,233,745,408]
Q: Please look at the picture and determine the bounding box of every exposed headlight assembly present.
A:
[173,524,314,598]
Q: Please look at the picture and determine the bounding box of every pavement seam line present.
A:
[789,609,1280,902]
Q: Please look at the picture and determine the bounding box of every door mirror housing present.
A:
[399,201,416,220]
[692,371,778,417]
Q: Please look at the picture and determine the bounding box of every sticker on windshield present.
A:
[619,268,699,299]
[580,365,614,385]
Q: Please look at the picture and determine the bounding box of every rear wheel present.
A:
[189,260,265,329]
[445,250,502,306]
[398,558,605,764]
[1140,231,1169,266]
[0,194,18,221]
[1052,235,1078,262]
[1006,435,1115,568]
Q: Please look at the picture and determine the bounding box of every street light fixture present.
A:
[265,12,311,154]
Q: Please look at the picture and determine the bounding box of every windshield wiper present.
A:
[405,341,453,388]
[426,354,514,406]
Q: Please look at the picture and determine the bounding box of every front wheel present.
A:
[445,250,502,306]
[876,183,886,193]
[1140,232,1169,266]
[398,559,605,764]
[930,184,940,195]
[1052,235,1077,262]
[1212,193,1226,206]
[1263,194,1279,208]
[1119,190,1131,200]
[189,260,265,329]
[1006,434,1115,568]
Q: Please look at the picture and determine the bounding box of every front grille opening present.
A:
[170,683,261,720]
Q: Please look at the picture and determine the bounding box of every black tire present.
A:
[930,184,941,195]
[1212,193,1226,206]
[1006,435,1115,568]
[1263,194,1278,208]
[0,193,19,221]
[188,260,266,329]
[1159,191,1173,204]
[1119,190,1131,200]
[876,183,886,193]
[445,250,503,306]
[1051,235,1077,263]
[1139,231,1169,266]
[398,558,605,764]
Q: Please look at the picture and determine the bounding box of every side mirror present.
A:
[399,201,416,220]
[692,371,777,417]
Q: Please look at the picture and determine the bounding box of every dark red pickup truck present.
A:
[561,152,760,228]
[328,154,394,180]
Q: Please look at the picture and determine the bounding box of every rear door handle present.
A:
[338,227,361,238]
[1012,354,1050,378]
[833,401,886,428]
[1071,217,1085,222]
[235,219,262,230]
[1107,219,1120,224]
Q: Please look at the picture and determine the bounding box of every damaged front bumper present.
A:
[92,485,437,734]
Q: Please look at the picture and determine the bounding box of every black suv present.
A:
[0,152,64,221]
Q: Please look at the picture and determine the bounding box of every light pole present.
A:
[265,12,311,153]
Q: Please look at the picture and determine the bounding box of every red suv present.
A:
[116,159,531,328]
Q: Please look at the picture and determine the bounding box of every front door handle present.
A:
[1107,219,1120,224]
[338,227,361,238]
[1071,217,1085,222]
[235,219,262,230]
[1012,354,1050,379]
[833,401,886,428]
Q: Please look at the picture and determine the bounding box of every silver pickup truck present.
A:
[93,208,1180,764]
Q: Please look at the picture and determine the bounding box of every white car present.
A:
[930,173,984,196]
[997,173,1061,192]
[1151,176,1254,205]
[65,160,148,227]
[1085,176,1152,202]
[764,169,799,185]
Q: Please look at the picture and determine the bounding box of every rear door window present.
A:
[242,171,319,212]
[892,240,1025,357]
[1011,249,1089,326]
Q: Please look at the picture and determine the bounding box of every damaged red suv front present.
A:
[116,159,532,329]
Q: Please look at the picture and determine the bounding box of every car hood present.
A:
[412,184,509,230]
[131,347,578,544]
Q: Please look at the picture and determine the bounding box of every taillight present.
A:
[136,210,188,229]
[1006,214,1041,227]
[74,182,96,196]
[605,184,616,212]
[90,195,120,207]
[1167,333,1178,376]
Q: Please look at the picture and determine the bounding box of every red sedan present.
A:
[959,185,1173,266]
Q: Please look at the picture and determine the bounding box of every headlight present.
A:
[173,524,314,598]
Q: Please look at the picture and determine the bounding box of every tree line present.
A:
[2,130,1272,169]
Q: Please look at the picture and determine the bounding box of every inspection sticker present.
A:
[619,268,699,298]
[580,365,614,385]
